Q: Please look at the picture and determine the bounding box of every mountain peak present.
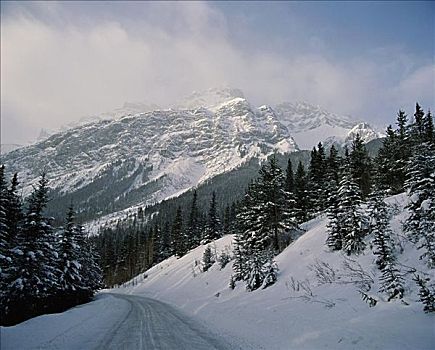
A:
[177,87,245,110]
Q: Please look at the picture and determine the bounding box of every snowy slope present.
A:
[116,193,434,350]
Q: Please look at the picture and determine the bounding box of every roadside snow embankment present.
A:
[1,294,129,349]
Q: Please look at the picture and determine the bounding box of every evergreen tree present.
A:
[308,142,327,213]
[203,191,222,244]
[294,161,309,223]
[368,190,404,300]
[77,225,102,294]
[58,205,83,300]
[202,245,214,272]
[337,162,366,255]
[160,221,172,260]
[0,165,10,312]
[171,207,185,257]
[326,194,343,251]
[375,111,413,195]
[412,103,426,142]
[233,182,265,286]
[413,274,435,313]
[232,156,297,291]
[378,260,404,301]
[232,198,250,282]
[285,158,294,194]
[254,155,298,252]
[6,173,22,247]
[350,133,372,199]
[424,110,434,143]
[7,174,58,319]
[368,190,394,269]
[152,223,161,264]
[326,145,340,188]
[404,142,435,267]
[223,205,231,235]
[325,145,342,250]
[186,190,201,249]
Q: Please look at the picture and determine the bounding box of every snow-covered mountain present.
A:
[274,102,381,149]
[1,143,24,154]
[3,87,384,227]
[176,87,245,110]
[3,93,297,224]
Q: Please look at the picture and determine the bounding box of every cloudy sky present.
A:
[1,1,434,144]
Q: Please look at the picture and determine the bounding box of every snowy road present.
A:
[97,293,232,350]
[1,293,233,350]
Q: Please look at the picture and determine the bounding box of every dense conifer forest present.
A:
[0,172,102,325]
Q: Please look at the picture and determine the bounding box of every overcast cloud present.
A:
[1,2,434,144]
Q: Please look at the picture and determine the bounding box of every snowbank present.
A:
[1,294,129,350]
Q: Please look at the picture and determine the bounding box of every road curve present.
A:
[97,293,232,350]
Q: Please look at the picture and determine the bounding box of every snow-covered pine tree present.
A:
[77,224,103,295]
[150,224,159,264]
[7,174,59,320]
[368,190,404,300]
[395,110,412,191]
[404,142,435,267]
[245,253,263,291]
[378,260,404,301]
[413,274,435,313]
[202,191,222,244]
[411,103,426,143]
[58,205,84,303]
[375,110,413,194]
[223,205,230,234]
[325,145,342,250]
[261,254,278,289]
[233,182,259,282]
[5,173,22,249]
[375,125,397,193]
[368,190,395,270]
[171,207,185,257]
[229,275,236,289]
[308,142,327,213]
[257,154,298,252]
[337,161,366,255]
[285,158,294,195]
[232,156,294,291]
[0,165,10,316]
[160,221,172,260]
[202,245,214,272]
[423,110,434,144]
[326,195,343,251]
[187,190,201,249]
[294,161,310,223]
[350,133,372,199]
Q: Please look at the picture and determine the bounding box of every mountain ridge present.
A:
[3,87,382,227]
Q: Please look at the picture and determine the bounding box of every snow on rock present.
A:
[117,193,434,350]
[345,122,383,144]
[274,102,382,150]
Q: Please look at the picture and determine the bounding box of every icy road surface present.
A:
[1,293,234,350]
